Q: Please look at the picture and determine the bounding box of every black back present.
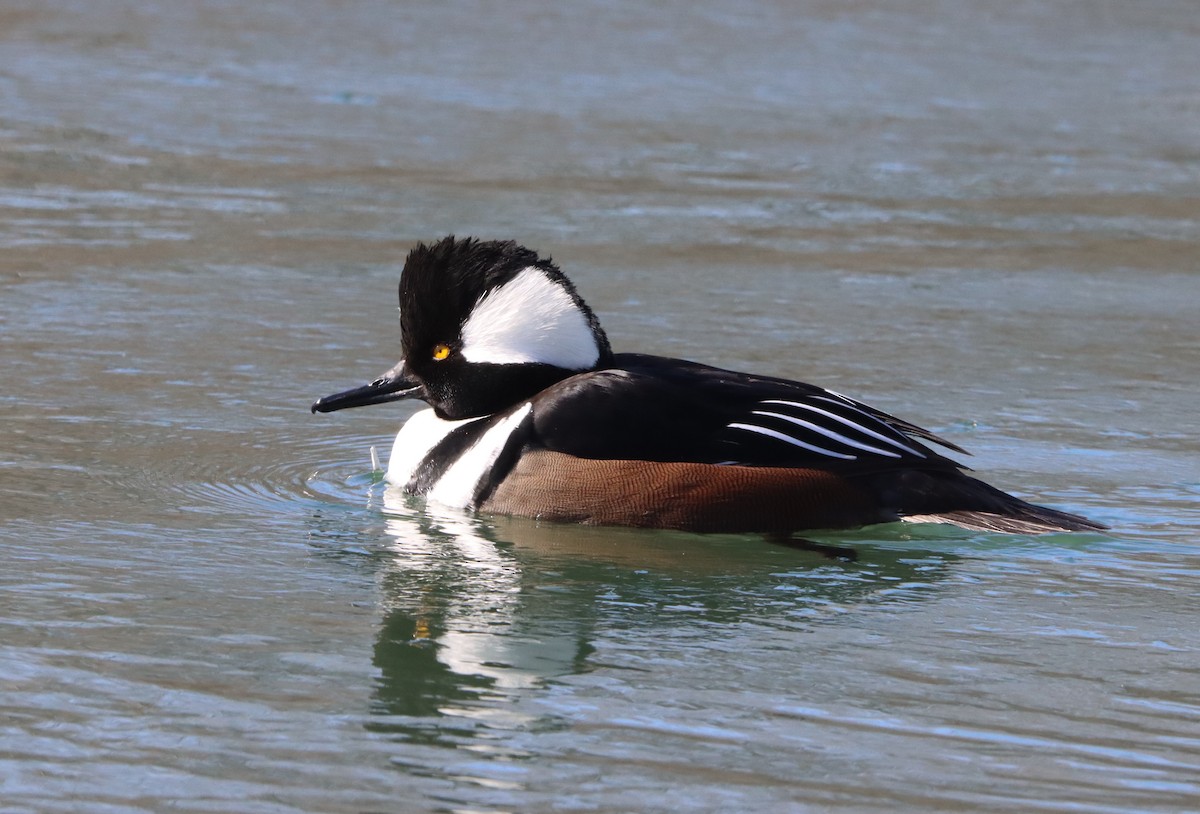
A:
[526,353,967,475]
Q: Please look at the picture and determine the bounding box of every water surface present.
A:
[2,2,1199,812]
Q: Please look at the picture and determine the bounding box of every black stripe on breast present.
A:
[469,408,534,509]
[405,419,493,495]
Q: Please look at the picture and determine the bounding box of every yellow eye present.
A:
[432,343,452,361]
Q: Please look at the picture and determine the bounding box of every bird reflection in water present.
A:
[356,484,959,746]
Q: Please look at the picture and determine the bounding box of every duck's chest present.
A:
[386,405,533,509]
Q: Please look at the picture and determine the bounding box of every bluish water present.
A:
[2,2,1198,812]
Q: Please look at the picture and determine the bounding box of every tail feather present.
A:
[863,468,1106,535]
[901,507,1106,534]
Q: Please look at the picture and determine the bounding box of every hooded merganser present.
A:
[313,236,1104,536]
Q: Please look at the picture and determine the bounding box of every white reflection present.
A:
[377,483,583,693]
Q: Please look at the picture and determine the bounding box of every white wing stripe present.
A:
[750,410,902,458]
[727,422,857,460]
[759,399,926,458]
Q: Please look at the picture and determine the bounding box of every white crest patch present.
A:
[460,266,600,369]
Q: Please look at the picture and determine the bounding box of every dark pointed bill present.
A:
[311,361,423,413]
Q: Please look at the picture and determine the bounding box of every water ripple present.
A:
[81,427,386,522]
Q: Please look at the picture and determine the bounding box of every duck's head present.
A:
[312,236,613,420]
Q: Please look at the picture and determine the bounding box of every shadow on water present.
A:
[307,486,965,747]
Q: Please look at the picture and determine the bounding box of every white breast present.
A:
[386,404,533,510]
[428,404,533,508]
[386,408,479,486]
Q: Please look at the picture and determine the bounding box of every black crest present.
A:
[398,236,612,365]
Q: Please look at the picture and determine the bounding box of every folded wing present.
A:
[528,353,965,473]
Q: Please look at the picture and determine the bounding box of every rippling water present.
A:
[3,2,1199,812]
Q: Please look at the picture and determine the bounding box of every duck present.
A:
[312,235,1104,538]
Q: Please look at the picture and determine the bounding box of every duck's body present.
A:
[314,237,1103,536]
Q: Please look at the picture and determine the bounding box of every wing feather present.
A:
[527,353,965,472]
